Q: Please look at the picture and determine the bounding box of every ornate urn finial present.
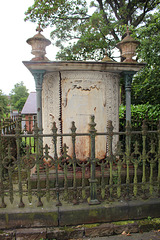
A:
[101,50,113,62]
[26,25,51,61]
[116,26,140,63]
[126,26,130,36]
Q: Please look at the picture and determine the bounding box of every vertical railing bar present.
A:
[132,141,140,198]
[132,141,141,200]
[0,120,6,208]
[46,163,50,202]
[149,161,154,196]
[28,117,32,153]
[24,124,27,149]
[52,122,62,206]
[147,140,157,197]
[117,161,122,199]
[115,141,124,199]
[101,162,105,199]
[34,123,43,207]
[107,120,114,200]
[133,162,138,197]
[88,115,99,205]
[142,120,147,198]
[25,145,33,204]
[15,118,25,208]
[71,121,78,205]
[8,163,14,204]
[82,163,86,200]
[28,117,31,133]
[33,117,36,153]
[29,136,32,154]
[125,121,131,199]
[3,144,15,205]
[64,162,68,200]
[158,121,160,197]
[44,144,50,202]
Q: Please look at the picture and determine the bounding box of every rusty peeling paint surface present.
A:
[42,71,120,160]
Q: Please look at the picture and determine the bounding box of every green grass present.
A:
[21,137,35,154]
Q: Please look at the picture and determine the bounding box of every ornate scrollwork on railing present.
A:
[130,141,142,197]
[147,140,158,196]
[2,145,17,204]
[23,145,36,170]
[77,159,90,201]
[42,144,54,168]
[114,141,126,199]
[22,145,36,203]
[0,115,159,209]
[58,144,72,201]
[41,144,54,202]
[3,146,17,170]
[141,120,148,196]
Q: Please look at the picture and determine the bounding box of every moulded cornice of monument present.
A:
[23,60,146,74]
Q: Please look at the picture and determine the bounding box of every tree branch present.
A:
[106,0,121,21]
[132,0,156,27]
[96,0,119,41]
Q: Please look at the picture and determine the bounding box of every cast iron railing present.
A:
[0,115,159,208]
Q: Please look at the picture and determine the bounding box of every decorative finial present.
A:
[26,24,51,61]
[36,23,43,34]
[116,26,140,63]
[101,49,113,62]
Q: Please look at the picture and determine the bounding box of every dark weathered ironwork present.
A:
[52,121,62,206]
[88,115,99,205]
[0,116,159,209]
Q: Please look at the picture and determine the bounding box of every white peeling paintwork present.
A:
[42,70,120,160]
[61,71,119,160]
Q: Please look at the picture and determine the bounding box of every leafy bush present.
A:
[119,104,160,131]
[119,104,160,153]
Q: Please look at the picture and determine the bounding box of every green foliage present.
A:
[25,0,160,60]
[25,1,160,106]
[119,104,160,153]
[119,104,160,131]
[14,97,28,112]
[21,137,35,154]
[0,90,8,119]
[132,9,160,105]
[9,82,29,112]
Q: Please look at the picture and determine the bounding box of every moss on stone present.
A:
[59,223,100,231]
[59,226,74,232]
[59,217,160,232]
[88,209,99,217]
[137,218,160,231]
[83,223,100,228]
[113,220,135,225]
[43,212,58,222]
[137,218,160,225]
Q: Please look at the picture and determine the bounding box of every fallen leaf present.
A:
[127,233,131,236]
[122,231,127,235]
[74,225,82,228]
